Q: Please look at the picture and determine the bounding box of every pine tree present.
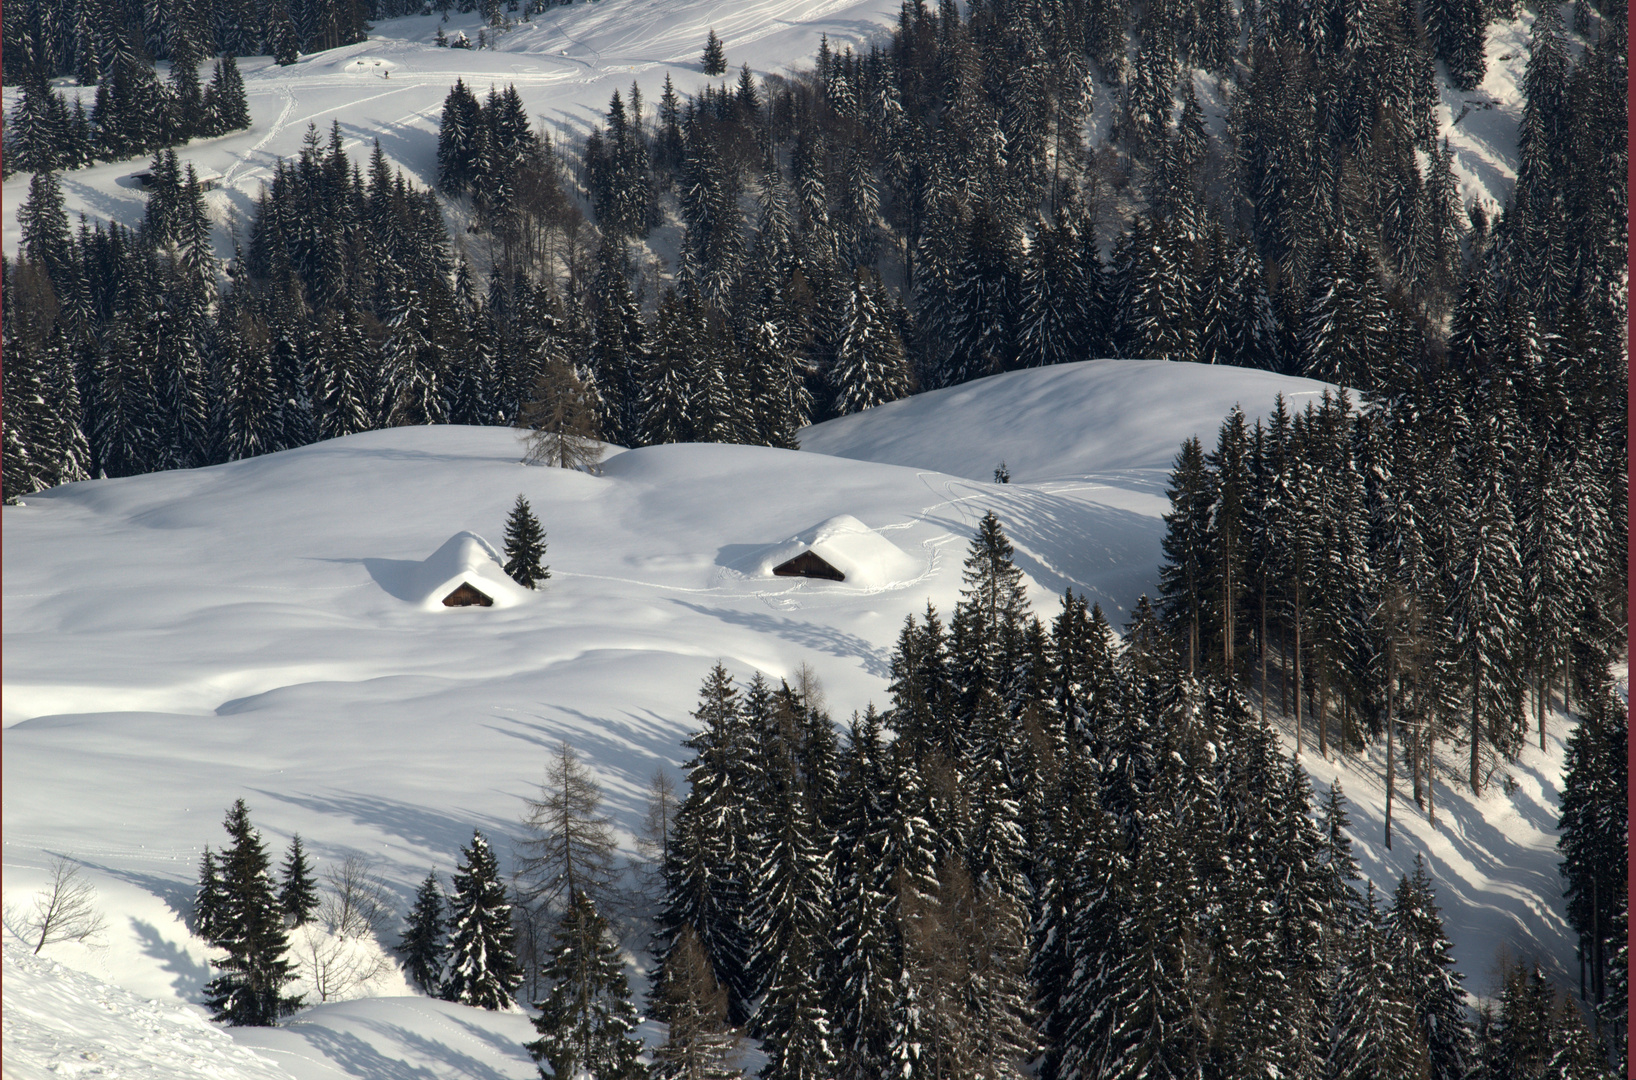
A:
[278,835,320,927]
[442,830,523,1010]
[203,800,304,1025]
[1386,856,1472,1080]
[397,871,446,994]
[195,846,226,941]
[503,494,550,588]
[526,890,647,1080]
[702,29,727,76]
[829,270,910,415]
[1158,436,1214,678]
[1557,700,1627,1024]
[1328,883,1426,1080]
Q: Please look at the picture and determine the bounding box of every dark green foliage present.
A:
[194,846,225,941]
[442,830,523,1010]
[701,29,727,76]
[503,494,550,588]
[526,891,647,1080]
[202,800,304,1026]
[278,835,320,927]
[397,872,446,994]
[1558,700,1627,1039]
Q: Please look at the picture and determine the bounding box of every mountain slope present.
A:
[2,359,1584,1076]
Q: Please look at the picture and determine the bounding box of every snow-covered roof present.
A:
[742,514,921,590]
[408,532,530,610]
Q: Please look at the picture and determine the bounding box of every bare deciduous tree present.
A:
[518,356,604,472]
[294,924,391,1003]
[516,740,620,917]
[18,858,108,954]
[319,853,393,940]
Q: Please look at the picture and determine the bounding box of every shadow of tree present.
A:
[667,600,892,679]
[130,917,212,1001]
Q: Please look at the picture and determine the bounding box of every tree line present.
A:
[1152,378,1623,801]
[3,0,371,87]
[4,0,1626,505]
[4,54,250,176]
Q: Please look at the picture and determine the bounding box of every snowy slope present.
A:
[1,0,902,257]
[1,0,1573,258]
[2,360,1585,1074]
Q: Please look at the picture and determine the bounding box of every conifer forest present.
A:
[0,0,1627,1073]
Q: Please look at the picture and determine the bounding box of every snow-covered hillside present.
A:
[2,359,1588,1077]
[1,0,1562,258]
[1,0,902,257]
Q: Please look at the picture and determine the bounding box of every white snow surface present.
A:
[2,360,1585,1075]
[401,530,532,609]
[734,513,925,591]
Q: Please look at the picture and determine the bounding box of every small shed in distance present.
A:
[441,581,495,607]
[773,551,846,581]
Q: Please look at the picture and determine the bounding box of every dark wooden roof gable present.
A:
[773,550,846,581]
[442,581,495,607]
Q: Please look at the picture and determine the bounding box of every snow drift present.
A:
[739,514,924,590]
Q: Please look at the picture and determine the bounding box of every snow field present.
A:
[1,359,1588,1075]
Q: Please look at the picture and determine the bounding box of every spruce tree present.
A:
[1386,857,1472,1080]
[203,800,303,1026]
[502,494,550,588]
[195,846,225,941]
[278,834,320,927]
[442,829,523,1010]
[397,871,446,994]
[829,270,910,415]
[526,890,647,1080]
[701,29,727,76]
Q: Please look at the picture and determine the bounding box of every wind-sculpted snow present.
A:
[1,362,1583,1075]
[800,359,1336,487]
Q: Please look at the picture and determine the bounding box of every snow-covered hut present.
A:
[407,532,529,610]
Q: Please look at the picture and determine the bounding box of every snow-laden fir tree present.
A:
[503,495,550,589]
[203,800,303,1026]
[442,829,523,1010]
[1328,882,1426,1080]
[1385,856,1472,1080]
[526,890,647,1080]
[828,270,909,415]
[397,871,446,994]
[194,846,225,941]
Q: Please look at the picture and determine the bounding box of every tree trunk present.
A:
[1260,587,1268,728]
[1538,662,1547,751]
[1293,595,1303,758]
[1317,650,1328,759]
[1427,721,1436,827]
[1281,625,1289,717]
[1384,639,1394,851]
[1469,646,1482,795]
